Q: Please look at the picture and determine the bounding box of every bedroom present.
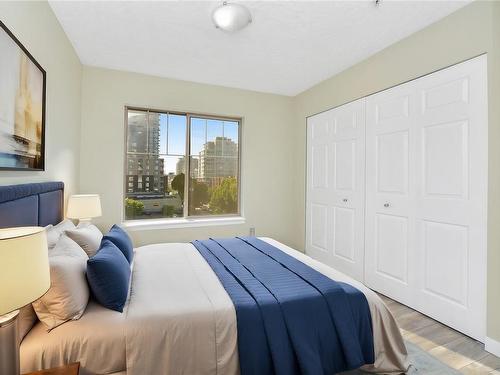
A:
[0,0,499,374]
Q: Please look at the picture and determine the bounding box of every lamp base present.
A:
[0,310,20,375]
[77,218,92,227]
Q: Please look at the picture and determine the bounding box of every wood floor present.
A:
[379,293,500,374]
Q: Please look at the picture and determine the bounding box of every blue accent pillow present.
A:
[103,224,134,264]
[86,239,130,312]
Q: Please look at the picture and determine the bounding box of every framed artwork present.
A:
[0,20,46,171]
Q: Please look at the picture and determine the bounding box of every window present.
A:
[124,108,241,221]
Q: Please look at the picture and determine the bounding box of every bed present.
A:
[0,182,408,375]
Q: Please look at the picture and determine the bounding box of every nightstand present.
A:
[22,362,80,375]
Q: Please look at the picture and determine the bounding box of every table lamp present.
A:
[66,194,102,224]
[0,227,50,375]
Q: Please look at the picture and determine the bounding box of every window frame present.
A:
[123,106,243,223]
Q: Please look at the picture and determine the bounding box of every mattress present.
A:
[20,301,127,375]
[20,237,407,375]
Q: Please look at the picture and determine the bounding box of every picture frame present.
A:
[0,20,46,171]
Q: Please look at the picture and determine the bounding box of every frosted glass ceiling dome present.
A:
[212,2,252,33]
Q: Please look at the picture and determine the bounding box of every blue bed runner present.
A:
[191,237,374,375]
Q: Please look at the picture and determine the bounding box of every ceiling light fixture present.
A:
[212,2,252,33]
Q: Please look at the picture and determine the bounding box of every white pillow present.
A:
[45,219,76,249]
[18,304,38,341]
[50,233,88,259]
[65,224,103,257]
[32,255,89,331]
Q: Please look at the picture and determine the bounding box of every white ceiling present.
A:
[49,0,470,96]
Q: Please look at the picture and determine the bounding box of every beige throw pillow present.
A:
[50,233,88,259]
[45,219,76,249]
[65,224,103,257]
[32,255,89,331]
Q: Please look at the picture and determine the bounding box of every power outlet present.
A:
[249,227,256,236]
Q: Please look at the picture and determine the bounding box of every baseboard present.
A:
[485,337,500,357]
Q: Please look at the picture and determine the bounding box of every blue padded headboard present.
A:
[0,182,64,228]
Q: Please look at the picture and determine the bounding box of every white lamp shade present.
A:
[66,194,102,220]
[0,227,50,316]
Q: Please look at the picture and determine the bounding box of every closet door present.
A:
[306,110,333,266]
[412,56,487,340]
[365,55,487,340]
[364,83,417,306]
[306,99,366,281]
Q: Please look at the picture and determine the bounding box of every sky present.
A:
[158,114,239,175]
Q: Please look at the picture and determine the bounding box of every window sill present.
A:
[121,216,246,231]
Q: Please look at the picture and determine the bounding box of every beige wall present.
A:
[0,1,82,200]
[80,67,297,248]
[489,0,500,343]
[292,1,500,341]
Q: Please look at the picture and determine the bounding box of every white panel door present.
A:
[365,55,487,340]
[306,110,332,266]
[306,99,366,281]
[365,83,417,306]
[412,56,488,340]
